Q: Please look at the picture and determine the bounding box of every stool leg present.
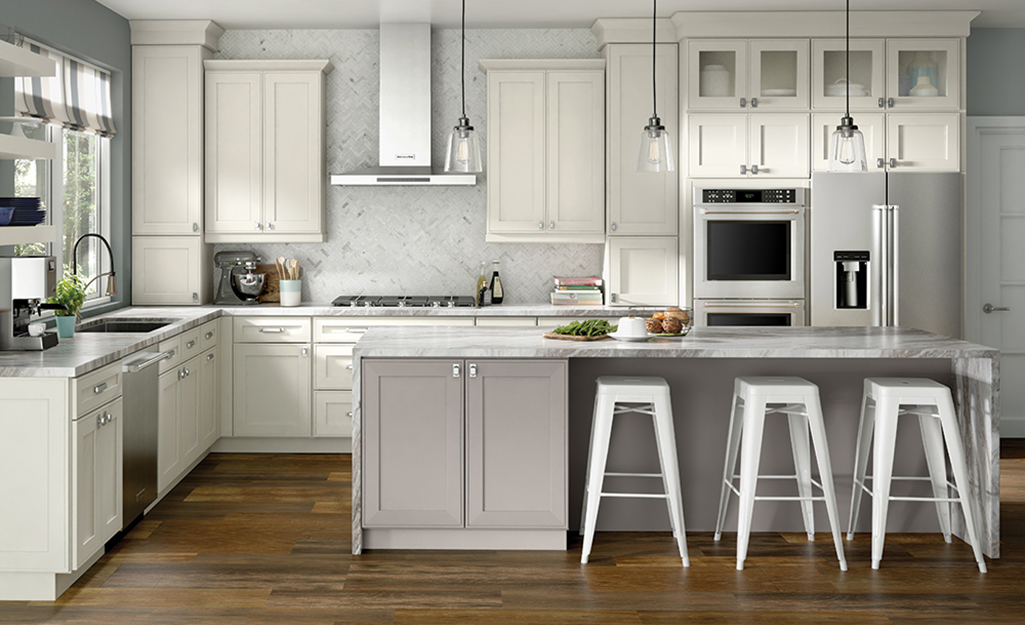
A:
[652,393,689,566]
[735,396,767,571]
[579,391,602,537]
[936,395,988,573]
[581,395,614,564]
[847,394,876,541]
[870,398,901,570]
[715,394,744,542]
[787,411,816,541]
[918,411,952,543]
[804,391,848,572]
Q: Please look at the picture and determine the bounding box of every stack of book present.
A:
[551,276,603,306]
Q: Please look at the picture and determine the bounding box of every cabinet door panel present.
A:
[812,113,885,172]
[688,39,748,110]
[74,399,122,570]
[886,113,959,172]
[157,369,181,493]
[206,72,262,234]
[363,359,463,527]
[466,360,567,528]
[749,39,809,110]
[749,113,810,178]
[688,114,747,178]
[314,390,352,438]
[264,72,322,234]
[199,348,220,450]
[179,357,202,466]
[812,38,886,111]
[314,344,354,390]
[608,236,679,306]
[132,236,205,306]
[546,71,604,234]
[233,343,312,437]
[886,38,959,110]
[487,72,546,233]
[607,44,678,235]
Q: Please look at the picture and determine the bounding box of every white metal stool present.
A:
[579,376,688,565]
[714,377,847,571]
[847,378,987,572]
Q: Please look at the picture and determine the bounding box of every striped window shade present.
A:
[14,39,116,138]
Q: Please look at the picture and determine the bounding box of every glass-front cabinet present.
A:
[812,39,885,110]
[886,38,959,110]
[688,40,747,110]
[749,40,809,110]
[688,39,808,111]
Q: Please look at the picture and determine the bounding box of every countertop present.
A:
[0,303,657,377]
[352,326,1000,360]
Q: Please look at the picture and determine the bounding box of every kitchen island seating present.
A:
[580,377,689,565]
[715,377,848,571]
[848,378,988,572]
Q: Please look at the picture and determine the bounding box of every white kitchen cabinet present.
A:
[314,344,353,390]
[198,347,220,450]
[687,39,748,110]
[886,38,959,110]
[608,236,679,307]
[72,399,122,570]
[605,44,678,236]
[178,355,201,468]
[886,113,960,172]
[157,352,203,494]
[688,114,808,178]
[132,236,211,305]
[749,40,810,110]
[812,113,886,172]
[812,38,886,111]
[688,39,808,111]
[481,60,605,243]
[205,60,332,243]
[314,391,352,438]
[233,343,312,437]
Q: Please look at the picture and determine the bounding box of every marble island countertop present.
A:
[353,326,1000,360]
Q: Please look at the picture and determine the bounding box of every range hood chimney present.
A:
[329,23,476,186]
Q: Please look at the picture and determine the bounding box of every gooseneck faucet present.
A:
[72,233,118,297]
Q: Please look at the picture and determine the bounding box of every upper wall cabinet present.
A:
[205,60,333,244]
[812,39,886,111]
[481,60,606,244]
[885,39,959,110]
[687,39,809,111]
[606,44,679,236]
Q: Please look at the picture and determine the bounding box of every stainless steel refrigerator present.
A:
[810,172,962,338]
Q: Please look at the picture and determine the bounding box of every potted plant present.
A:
[48,274,87,338]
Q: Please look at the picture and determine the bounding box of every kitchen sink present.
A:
[76,318,180,333]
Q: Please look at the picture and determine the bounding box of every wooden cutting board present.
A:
[256,264,280,303]
[542,332,610,341]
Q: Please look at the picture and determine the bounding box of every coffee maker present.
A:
[213,251,265,305]
[0,256,61,351]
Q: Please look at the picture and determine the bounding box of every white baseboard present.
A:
[1001,416,1025,438]
[211,437,351,453]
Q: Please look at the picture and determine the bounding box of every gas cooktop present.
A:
[330,295,476,308]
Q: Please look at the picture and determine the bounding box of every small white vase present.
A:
[909,75,939,97]
[700,65,731,97]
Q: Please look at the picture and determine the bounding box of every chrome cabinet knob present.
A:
[750,164,759,175]
[739,97,747,108]
[538,221,544,230]
[549,221,555,230]
[889,158,897,168]
[740,164,748,175]
[610,222,617,232]
[877,157,885,169]
[206,353,215,361]
[750,97,758,108]
[254,222,263,231]
[266,222,274,230]
[192,222,199,232]
[887,97,895,108]
[878,97,885,108]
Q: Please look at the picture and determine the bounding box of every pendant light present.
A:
[444,0,482,173]
[828,0,867,171]
[637,0,674,173]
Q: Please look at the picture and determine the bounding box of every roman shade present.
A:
[14,38,116,138]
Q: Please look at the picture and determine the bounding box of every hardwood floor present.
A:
[3,444,1025,624]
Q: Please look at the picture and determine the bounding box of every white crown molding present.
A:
[204,59,334,74]
[478,59,606,72]
[590,18,678,48]
[130,20,225,50]
[669,11,980,39]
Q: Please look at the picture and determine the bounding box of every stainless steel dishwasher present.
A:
[121,348,173,529]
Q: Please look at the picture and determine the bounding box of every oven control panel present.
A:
[698,188,802,204]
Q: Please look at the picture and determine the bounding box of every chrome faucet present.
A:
[72,233,118,297]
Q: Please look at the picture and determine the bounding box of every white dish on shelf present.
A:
[762,88,797,97]
[607,331,651,342]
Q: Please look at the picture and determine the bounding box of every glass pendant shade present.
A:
[828,117,867,172]
[638,117,674,173]
[444,117,482,173]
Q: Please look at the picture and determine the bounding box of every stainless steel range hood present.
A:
[329,23,476,186]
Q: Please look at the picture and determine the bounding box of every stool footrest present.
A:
[754,496,828,502]
[604,472,663,478]
[599,492,668,499]
[887,496,963,503]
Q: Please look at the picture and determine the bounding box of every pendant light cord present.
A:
[845,0,850,118]
[651,0,657,118]
[461,0,467,119]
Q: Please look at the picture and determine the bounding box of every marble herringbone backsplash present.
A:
[213,28,604,304]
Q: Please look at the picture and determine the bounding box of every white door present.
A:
[885,38,960,110]
[131,236,205,305]
[749,113,810,178]
[688,114,747,178]
[132,46,205,235]
[608,236,679,306]
[157,368,181,493]
[968,118,1025,437]
[887,113,959,172]
[206,71,263,235]
[812,112,885,172]
[199,348,220,449]
[606,43,679,236]
[264,72,322,235]
[749,39,809,110]
[546,70,604,235]
[687,39,748,110]
[811,38,886,111]
[233,343,312,437]
[486,71,546,234]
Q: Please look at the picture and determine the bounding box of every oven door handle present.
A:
[699,209,801,216]
[702,302,802,308]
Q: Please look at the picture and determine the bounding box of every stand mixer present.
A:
[0,256,63,351]
[213,251,266,305]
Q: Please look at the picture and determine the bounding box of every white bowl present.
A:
[617,316,648,338]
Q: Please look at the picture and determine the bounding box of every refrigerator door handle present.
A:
[889,205,899,326]
[872,205,891,327]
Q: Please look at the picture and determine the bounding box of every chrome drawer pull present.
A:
[260,327,286,333]
[93,382,107,394]
[345,364,354,370]
[206,353,215,361]
[186,340,196,349]
[205,332,214,340]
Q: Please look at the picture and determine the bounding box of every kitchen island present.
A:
[352,326,1000,559]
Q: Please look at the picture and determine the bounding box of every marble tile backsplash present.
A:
[213,28,604,304]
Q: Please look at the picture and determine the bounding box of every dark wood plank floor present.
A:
[3,442,1025,624]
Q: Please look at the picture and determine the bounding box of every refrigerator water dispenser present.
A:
[834,251,869,309]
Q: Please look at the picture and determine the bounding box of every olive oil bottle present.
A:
[475,261,490,307]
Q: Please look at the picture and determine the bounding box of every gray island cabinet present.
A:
[353,326,1001,559]
[361,359,567,549]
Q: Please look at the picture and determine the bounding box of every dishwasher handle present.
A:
[124,350,175,373]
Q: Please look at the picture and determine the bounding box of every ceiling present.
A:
[95,0,1025,30]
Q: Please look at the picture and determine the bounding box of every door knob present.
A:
[983,303,1011,314]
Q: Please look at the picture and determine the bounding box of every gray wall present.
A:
[967,28,1025,116]
[213,29,605,305]
[0,0,131,311]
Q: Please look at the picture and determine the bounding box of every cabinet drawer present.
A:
[314,316,475,342]
[74,361,123,417]
[158,336,182,375]
[234,317,312,343]
[475,317,538,327]
[314,390,352,437]
[314,344,353,390]
[198,320,218,350]
[179,327,203,362]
